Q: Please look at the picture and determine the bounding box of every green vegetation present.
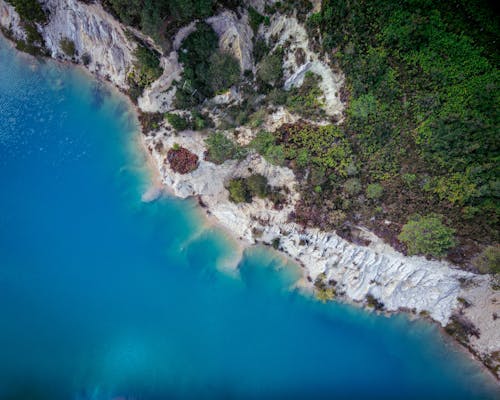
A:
[205,132,245,164]
[277,123,353,173]
[7,0,47,23]
[4,0,47,56]
[175,23,219,103]
[343,178,362,196]
[290,0,500,263]
[314,273,336,302]
[207,52,241,94]
[257,49,283,86]
[227,178,250,203]
[102,0,215,44]
[285,72,325,117]
[248,6,269,33]
[59,37,76,57]
[398,214,456,257]
[473,246,500,274]
[227,174,272,203]
[250,131,285,166]
[245,174,269,199]
[127,45,163,102]
[166,113,189,131]
[366,183,383,200]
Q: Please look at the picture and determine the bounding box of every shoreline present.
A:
[0,3,498,383]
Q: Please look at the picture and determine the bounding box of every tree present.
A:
[366,183,383,200]
[246,174,269,198]
[343,178,362,196]
[166,113,190,131]
[227,178,250,203]
[257,50,283,86]
[398,214,456,257]
[59,37,76,57]
[208,52,241,93]
[205,132,243,164]
[473,246,500,274]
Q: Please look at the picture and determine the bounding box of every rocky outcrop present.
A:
[207,10,254,72]
[264,15,345,119]
[0,1,25,40]
[42,0,136,89]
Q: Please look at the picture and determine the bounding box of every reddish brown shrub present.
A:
[166,147,199,174]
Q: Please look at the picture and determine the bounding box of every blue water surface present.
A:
[0,37,498,400]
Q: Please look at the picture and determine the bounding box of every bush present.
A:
[473,246,500,274]
[134,45,162,82]
[366,183,383,200]
[343,178,362,196]
[9,0,47,23]
[253,38,269,63]
[248,6,265,33]
[208,51,241,93]
[59,37,76,57]
[246,174,269,198]
[398,214,456,257]
[81,52,91,66]
[227,178,250,203]
[178,22,219,99]
[286,71,325,117]
[166,113,190,131]
[167,146,199,174]
[257,50,283,86]
[205,132,244,164]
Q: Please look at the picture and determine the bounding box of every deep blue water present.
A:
[0,37,498,400]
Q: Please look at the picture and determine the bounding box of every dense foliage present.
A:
[7,0,46,24]
[102,0,215,44]
[398,214,456,257]
[301,0,500,263]
[128,45,163,101]
[205,132,245,164]
[227,174,270,204]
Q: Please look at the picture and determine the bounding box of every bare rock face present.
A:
[207,11,254,72]
[0,1,25,40]
[39,0,136,89]
[264,15,345,119]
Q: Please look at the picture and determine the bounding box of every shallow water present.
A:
[0,37,498,399]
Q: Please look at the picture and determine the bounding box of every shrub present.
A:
[178,22,219,98]
[276,123,353,173]
[248,6,265,33]
[167,146,199,174]
[473,246,500,274]
[208,51,241,93]
[81,52,91,66]
[227,178,250,203]
[398,214,456,257]
[205,132,244,164]
[286,71,325,117]
[133,45,163,86]
[60,37,76,57]
[166,113,190,131]
[9,0,47,23]
[253,38,269,63]
[257,50,283,86]
[343,178,362,196]
[246,174,269,198]
[138,112,163,133]
[366,183,383,200]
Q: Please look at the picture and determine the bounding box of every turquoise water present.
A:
[0,37,498,400]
